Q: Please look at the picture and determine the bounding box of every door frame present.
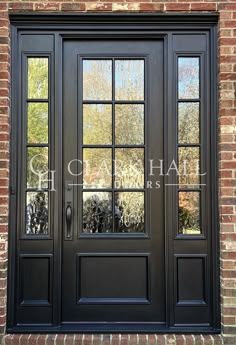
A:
[8,13,219,333]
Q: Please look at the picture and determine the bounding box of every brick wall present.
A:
[0,1,236,345]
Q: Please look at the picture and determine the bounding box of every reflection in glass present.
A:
[115,192,144,232]
[83,148,112,188]
[115,148,144,188]
[178,191,200,235]
[28,58,48,99]
[115,104,144,145]
[178,147,200,187]
[27,147,48,189]
[178,103,199,144]
[26,191,48,235]
[115,60,144,100]
[83,60,112,100]
[178,57,199,99]
[83,192,112,233]
[27,103,48,144]
[83,104,112,145]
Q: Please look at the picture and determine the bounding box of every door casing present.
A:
[8,13,220,333]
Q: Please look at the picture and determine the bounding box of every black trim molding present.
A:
[8,13,219,334]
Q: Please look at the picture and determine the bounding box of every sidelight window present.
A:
[25,57,49,236]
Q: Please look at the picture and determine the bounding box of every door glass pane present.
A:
[115,104,144,145]
[178,103,199,144]
[83,192,112,233]
[115,192,144,232]
[178,57,199,99]
[83,60,112,100]
[25,191,48,235]
[115,148,144,189]
[83,104,112,145]
[27,147,48,189]
[28,58,48,99]
[115,60,144,100]
[178,147,200,187]
[27,103,48,144]
[83,148,112,189]
[178,191,201,235]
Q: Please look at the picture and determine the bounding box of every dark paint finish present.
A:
[8,14,219,333]
[62,39,165,323]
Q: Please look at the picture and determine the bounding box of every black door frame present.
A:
[8,13,220,333]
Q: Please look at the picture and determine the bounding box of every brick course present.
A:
[0,1,236,344]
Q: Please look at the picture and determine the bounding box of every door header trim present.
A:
[10,12,218,27]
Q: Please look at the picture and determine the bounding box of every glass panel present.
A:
[178,103,199,144]
[28,58,48,99]
[25,191,48,235]
[115,60,144,100]
[178,147,200,187]
[83,148,112,189]
[115,148,144,189]
[178,57,199,99]
[83,60,112,101]
[115,192,144,232]
[83,104,112,145]
[115,104,144,145]
[178,191,201,235]
[27,103,48,144]
[27,147,48,189]
[83,192,112,233]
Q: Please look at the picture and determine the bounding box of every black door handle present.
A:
[66,204,72,239]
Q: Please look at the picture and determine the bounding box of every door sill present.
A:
[7,324,221,334]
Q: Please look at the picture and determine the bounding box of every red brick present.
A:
[139,3,163,11]
[74,335,83,345]
[185,335,195,345]
[28,335,38,345]
[191,3,216,11]
[156,335,165,345]
[86,3,112,11]
[129,334,138,345]
[34,3,60,11]
[111,335,120,345]
[61,3,86,11]
[219,3,236,11]
[37,335,46,345]
[147,335,157,345]
[121,335,128,345]
[8,3,34,11]
[165,3,190,11]
[93,335,102,345]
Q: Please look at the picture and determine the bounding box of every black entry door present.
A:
[62,40,164,323]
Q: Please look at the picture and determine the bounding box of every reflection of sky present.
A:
[178,57,199,99]
[83,59,144,100]
[115,60,144,90]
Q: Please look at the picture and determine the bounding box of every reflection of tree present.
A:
[28,58,48,99]
[27,148,48,188]
[178,192,200,234]
[115,192,144,232]
[83,192,144,233]
[178,103,199,144]
[83,193,112,233]
[27,59,48,189]
[178,59,201,235]
[28,103,48,144]
[178,58,199,99]
[26,192,48,235]
[178,147,199,186]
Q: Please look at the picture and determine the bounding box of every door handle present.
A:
[65,181,73,240]
[66,204,72,239]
